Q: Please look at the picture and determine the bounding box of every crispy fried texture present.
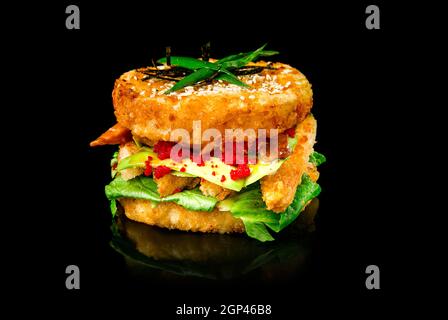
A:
[118,142,144,180]
[199,179,234,201]
[154,174,200,197]
[306,162,320,182]
[112,61,313,143]
[90,123,131,147]
[119,198,244,234]
[261,114,317,213]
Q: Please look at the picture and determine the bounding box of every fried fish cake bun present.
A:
[112,61,313,143]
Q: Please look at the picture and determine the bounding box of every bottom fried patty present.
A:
[119,198,245,234]
[119,196,315,234]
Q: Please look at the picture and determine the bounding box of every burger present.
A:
[91,45,325,242]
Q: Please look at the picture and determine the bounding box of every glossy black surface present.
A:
[111,199,319,283]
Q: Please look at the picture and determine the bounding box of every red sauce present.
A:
[230,164,251,180]
[154,165,171,179]
[173,188,182,194]
[212,171,216,176]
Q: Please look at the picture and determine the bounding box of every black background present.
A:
[7,0,423,316]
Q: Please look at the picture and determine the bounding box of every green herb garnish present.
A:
[157,44,279,94]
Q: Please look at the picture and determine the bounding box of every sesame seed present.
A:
[136,62,302,98]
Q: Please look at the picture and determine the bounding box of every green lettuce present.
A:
[110,151,119,178]
[105,176,218,217]
[226,174,321,242]
[309,151,326,166]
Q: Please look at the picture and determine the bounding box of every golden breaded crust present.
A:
[154,174,199,197]
[261,114,317,213]
[119,198,245,234]
[112,61,313,143]
[306,162,320,182]
[199,179,234,201]
[118,142,144,180]
[90,123,131,147]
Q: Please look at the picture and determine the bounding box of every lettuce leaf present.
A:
[105,176,218,216]
[243,222,275,242]
[110,151,119,178]
[226,174,321,241]
[266,174,321,232]
[309,151,326,166]
[164,189,218,211]
[110,199,118,217]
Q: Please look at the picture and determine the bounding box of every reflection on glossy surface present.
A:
[111,199,319,281]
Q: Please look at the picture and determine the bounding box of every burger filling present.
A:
[103,117,325,242]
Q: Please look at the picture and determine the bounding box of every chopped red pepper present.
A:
[154,165,171,179]
[220,175,226,182]
[230,164,251,180]
[173,188,182,194]
[285,128,296,138]
[212,171,216,176]
[180,167,186,172]
[144,166,152,176]
[144,156,153,176]
[221,140,254,165]
[196,160,205,167]
[153,141,175,160]
[190,153,205,166]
